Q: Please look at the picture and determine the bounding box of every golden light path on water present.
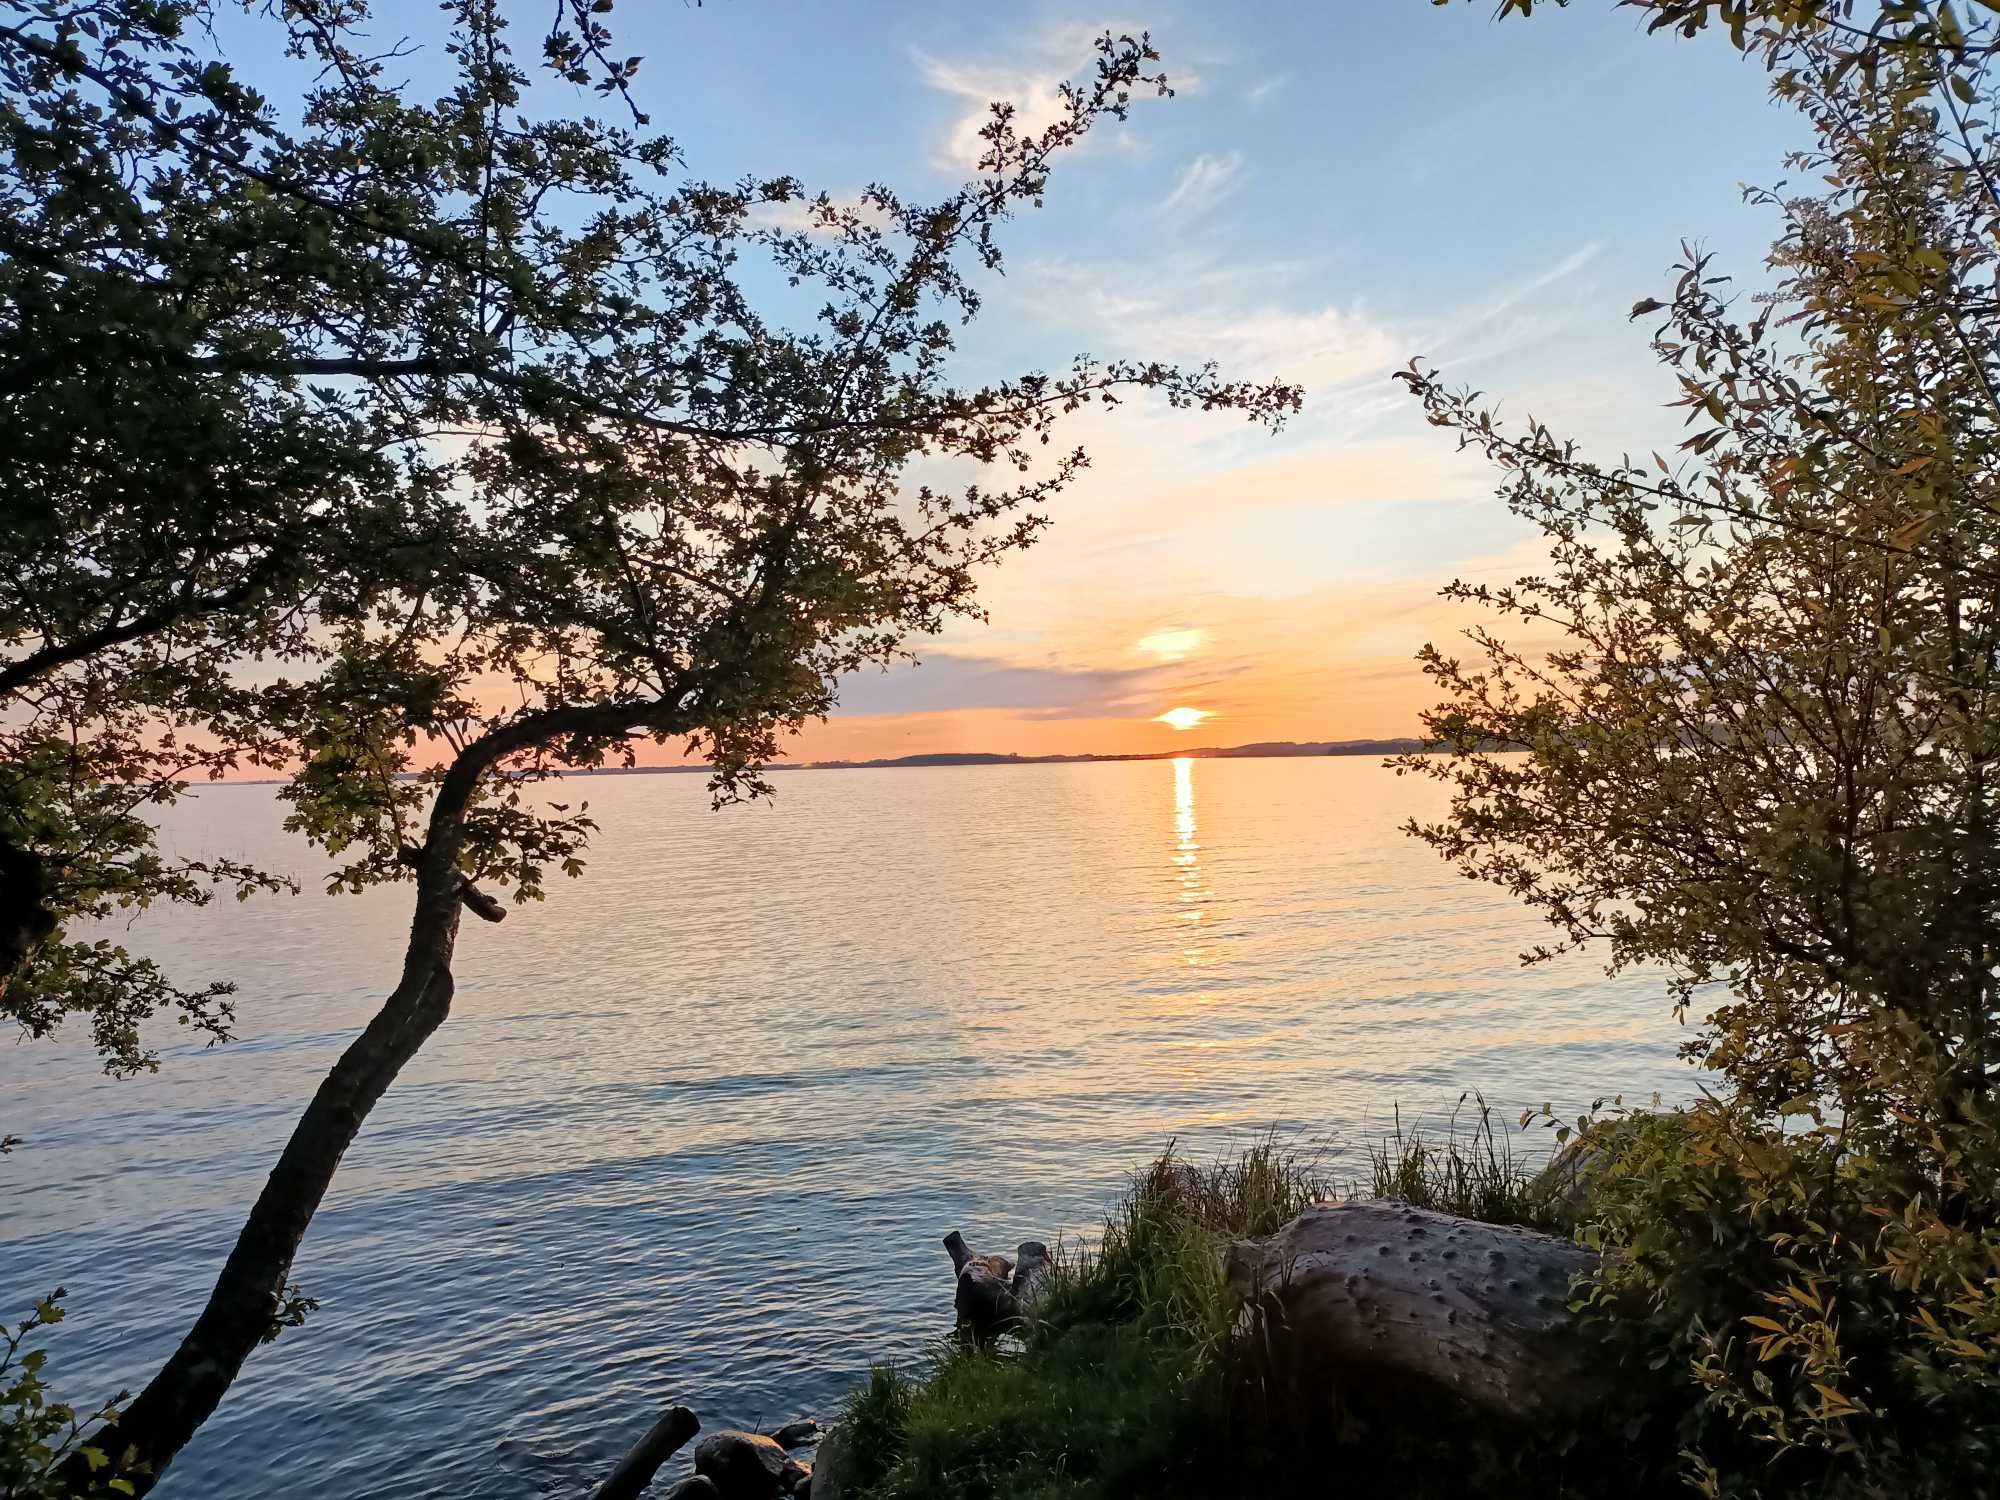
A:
[1175,757,1208,962]
[5,757,1686,1499]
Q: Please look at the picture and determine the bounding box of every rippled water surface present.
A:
[5,757,1690,1497]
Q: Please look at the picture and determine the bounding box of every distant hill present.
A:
[226,739,1451,786]
[564,738,1435,774]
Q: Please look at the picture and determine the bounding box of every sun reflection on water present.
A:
[1173,757,1210,963]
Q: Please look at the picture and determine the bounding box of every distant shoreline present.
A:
[617,737,1434,772]
[215,739,1440,785]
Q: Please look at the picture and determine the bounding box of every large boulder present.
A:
[692,1430,808,1500]
[1224,1199,1610,1426]
[806,1423,848,1500]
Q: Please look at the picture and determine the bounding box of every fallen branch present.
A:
[592,1403,700,1500]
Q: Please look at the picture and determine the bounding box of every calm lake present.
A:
[5,756,1690,1497]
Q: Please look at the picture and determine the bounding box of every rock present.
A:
[780,1460,812,1495]
[663,1480,721,1500]
[692,1429,803,1500]
[806,1423,848,1500]
[767,1419,819,1450]
[1224,1199,1611,1426]
[945,1231,1018,1341]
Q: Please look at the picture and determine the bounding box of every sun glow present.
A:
[1158,706,1211,732]
[1137,627,1205,662]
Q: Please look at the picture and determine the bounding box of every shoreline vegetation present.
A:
[621,1085,2000,1500]
[816,1120,1615,1500]
[607,1112,1681,1500]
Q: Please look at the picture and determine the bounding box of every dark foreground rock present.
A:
[806,1422,848,1500]
[767,1419,819,1450]
[1225,1199,1609,1425]
[692,1429,810,1499]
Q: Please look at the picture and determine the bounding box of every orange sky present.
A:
[397,10,1796,771]
[697,7,1791,768]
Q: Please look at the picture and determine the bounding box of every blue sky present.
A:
[608,3,1807,756]
[244,3,1811,755]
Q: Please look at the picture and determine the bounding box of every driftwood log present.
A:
[942,1231,1052,1343]
[591,1403,699,1500]
[1224,1200,1608,1424]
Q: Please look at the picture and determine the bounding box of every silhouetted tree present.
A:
[1,2,1295,1490]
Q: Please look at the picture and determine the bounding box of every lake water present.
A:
[3,757,1690,1497]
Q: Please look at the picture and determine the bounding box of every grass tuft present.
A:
[1364,1091,1567,1232]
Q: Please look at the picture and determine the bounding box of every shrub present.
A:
[1367,1092,1570,1232]
[1,1293,129,1500]
[1571,1101,2000,1499]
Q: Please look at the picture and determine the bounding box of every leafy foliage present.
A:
[0,1294,129,1500]
[0,0,1299,1079]
[0,5,1297,1488]
[1558,1100,2000,1498]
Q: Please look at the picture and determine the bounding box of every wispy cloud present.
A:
[1013,256,1404,391]
[1011,234,1609,404]
[1463,240,1604,328]
[744,197,857,238]
[1246,72,1290,105]
[1413,239,1608,373]
[1159,151,1244,217]
[913,21,1158,172]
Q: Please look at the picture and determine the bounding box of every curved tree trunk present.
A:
[62,699,696,1493]
[65,700,692,1494]
[65,743,511,1493]
[72,923,465,1494]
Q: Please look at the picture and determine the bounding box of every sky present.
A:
[303,3,1813,762]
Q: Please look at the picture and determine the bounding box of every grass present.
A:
[831,1117,1609,1499]
[833,1136,1324,1500]
[1364,1092,1571,1233]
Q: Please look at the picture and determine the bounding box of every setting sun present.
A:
[1157,706,1211,732]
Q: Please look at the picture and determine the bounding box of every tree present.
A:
[0,2,1296,1491]
[0,0,661,1074]
[1408,2,2000,1490]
